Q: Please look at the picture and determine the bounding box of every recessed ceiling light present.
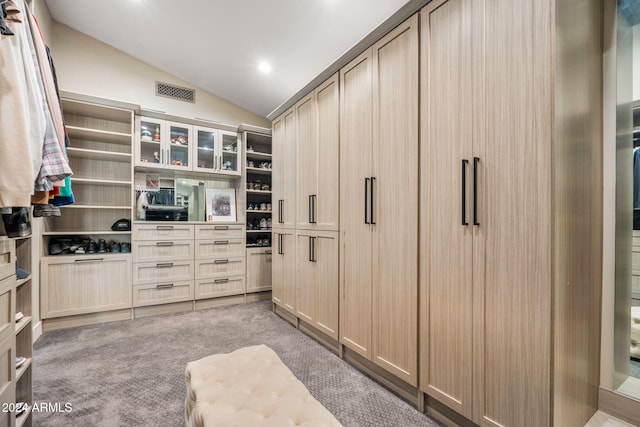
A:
[258,61,272,74]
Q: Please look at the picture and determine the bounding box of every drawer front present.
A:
[0,277,14,343]
[42,256,132,318]
[195,238,245,259]
[134,261,194,285]
[195,257,245,280]
[0,238,14,281]
[133,224,194,241]
[195,224,244,239]
[133,280,194,307]
[133,240,194,263]
[195,276,245,300]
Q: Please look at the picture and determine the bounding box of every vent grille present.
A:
[155,82,195,103]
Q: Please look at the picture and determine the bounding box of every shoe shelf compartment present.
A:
[14,234,33,427]
[245,151,272,160]
[244,129,273,252]
[245,167,272,175]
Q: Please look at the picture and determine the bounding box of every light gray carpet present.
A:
[33,301,440,427]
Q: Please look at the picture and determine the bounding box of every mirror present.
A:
[614,0,640,400]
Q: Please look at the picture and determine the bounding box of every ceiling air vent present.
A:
[155,81,196,103]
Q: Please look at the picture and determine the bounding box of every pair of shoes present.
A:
[2,207,31,238]
[86,240,97,254]
[120,242,131,253]
[32,204,61,217]
[110,241,121,253]
[97,239,107,253]
[48,238,72,255]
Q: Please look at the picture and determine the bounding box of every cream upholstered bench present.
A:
[185,345,343,427]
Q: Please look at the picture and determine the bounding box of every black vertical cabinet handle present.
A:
[364,178,370,224]
[312,195,317,224]
[312,237,317,262]
[473,157,480,226]
[309,236,313,262]
[309,195,313,224]
[370,177,376,225]
[278,200,284,224]
[462,159,469,226]
[278,234,284,255]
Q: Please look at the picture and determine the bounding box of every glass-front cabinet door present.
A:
[193,126,218,173]
[166,121,192,171]
[137,117,164,168]
[220,130,240,176]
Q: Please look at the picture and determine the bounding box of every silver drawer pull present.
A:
[214,259,229,264]
[156,283,174,289]
[156,242,174,247]
[214,278,229,283]
[74,258,104,263]
[214,240,229,245]
[214,225,229,230]
[156,262,174,268]
[156,225,174,230]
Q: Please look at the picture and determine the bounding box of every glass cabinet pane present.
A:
[168,124,190,168]
[196,129,216,171]
[221,132,239,173]
[139,120,163,165]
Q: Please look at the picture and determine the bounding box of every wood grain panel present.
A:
[478,0,552,425]
[41,256,132,318]
[315,231,339,340]
[132,240,194,263]
[296,231,315,323]
[133,224,194,241]
[194,238,244,259]
[372,14,419,387]
[272,231,284,305]
[420,0,473,415]
[315,74,340,231]
[195,276,245,300]
[339,49,373,358]
[195,224,244,239]
[194,257,244,280]
[281,231,297,314]
[133,280,194,307]
[246,248,272,293]
[296,94,317,228]
[283,109,297,228]
[272,115,285,229]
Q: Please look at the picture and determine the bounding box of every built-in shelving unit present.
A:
[15,230,33,427]
[243,130,273,248]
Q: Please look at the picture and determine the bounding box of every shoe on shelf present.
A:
[267,218,272,229]
[97,239,107,253]
[86,240,97,254]
[32,204,61,217]
[75,246,86,255]
[15,311,24,322]
[266,203,272,211]
[15,356,26,369]
[15,267,29,280]
[259,218,268,229]
[2,207,31,238]
[110,241,121,253]
[120,242,131,253]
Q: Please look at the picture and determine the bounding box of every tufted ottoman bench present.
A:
[185,345,343,427]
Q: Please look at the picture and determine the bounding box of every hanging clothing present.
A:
[0,6,46,207]
[0,3,15,35]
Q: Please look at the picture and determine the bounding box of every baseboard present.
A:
[598,386,640,426]
[134,301,193,319]
[195,295,245,310]
[273,303,297,326]
[32,320,42,342]
[245,291,271,303]
[298,320,340,355]
[43,309,132,331]
[424,394,478,427]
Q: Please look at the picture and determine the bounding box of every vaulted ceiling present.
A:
[45,0,410,117]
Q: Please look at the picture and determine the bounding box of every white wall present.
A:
[32,0,54,46]
[49,23,270,128]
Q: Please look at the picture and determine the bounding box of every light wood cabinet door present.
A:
[420,0,474,415]
[0,239,14,281]
[339,49,373,359]
[314,74,340,231]
[272,116,285,229]
[272,230,296,314]
[246,248,272,293]
[282,109,297,229]
[296,94,317,229]
[371,15,419,387]
[0,276,15,345]
[41,255,132,318]
[296,231,316,323]
[475,1,552,425]
[315,231,339,340]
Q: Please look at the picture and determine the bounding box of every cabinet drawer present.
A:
[195,276,245,300]
[195,238,244,259]
[134,260,194,285]
[195,257,245,280]
[246,248,272,293]
[0,277,14,349]
[133,224,194,240]
[41,255,132,318]
[133,280,194,307]
[133,240,194,263]
[0,238,14,281]
[195,224,244,239]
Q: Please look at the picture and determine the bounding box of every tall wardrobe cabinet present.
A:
[340,15,419,386]
[420,0,603,426]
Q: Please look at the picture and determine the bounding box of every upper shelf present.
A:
[246,167,272,176]
[67,147,132,163]
[246,151,272,160]
[66,126,131,145]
